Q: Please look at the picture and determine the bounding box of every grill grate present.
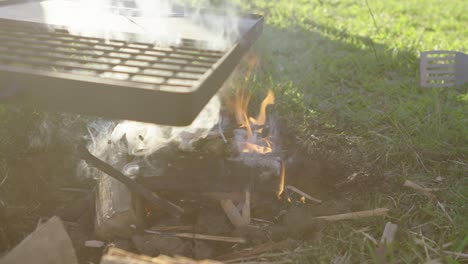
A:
[0,3,263,126]
[0,21,225,92]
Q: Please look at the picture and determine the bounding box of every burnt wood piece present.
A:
[136,175,251,193]
[135,155,280,194]
[79,146,183,216]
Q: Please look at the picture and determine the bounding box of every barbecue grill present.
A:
[0,0,263,126]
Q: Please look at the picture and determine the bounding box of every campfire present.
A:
[0,1,392,263]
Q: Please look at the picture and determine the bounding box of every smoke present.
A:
[39,0,242,50]
[78,94,221,179]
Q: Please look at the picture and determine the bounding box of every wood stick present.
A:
[174,233,247,244]
[285,185,322,203]
[403,180,437,198]
[312,208,389,221]
[220,199,249,227]
[79,146,183,215]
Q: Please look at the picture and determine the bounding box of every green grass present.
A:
[231,0,467,262]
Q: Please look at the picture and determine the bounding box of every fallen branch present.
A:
[312,208,389,221]
[285,185,322,203]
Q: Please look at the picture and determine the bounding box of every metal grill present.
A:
[0,2,263,126]
[0,21,226,92]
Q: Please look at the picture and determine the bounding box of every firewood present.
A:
[101,247,223,264]
[0,216,78,264]
[219,199,249,227]
[312,208,389,221]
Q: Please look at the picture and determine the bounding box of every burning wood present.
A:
[228,88,276,155]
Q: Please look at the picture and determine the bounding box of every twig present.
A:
[403,180,437,198]
[175,233,246,244]
[285,185,322,203]
[312,208,389,221]
[144,229,246,244]
[360,231,378,245]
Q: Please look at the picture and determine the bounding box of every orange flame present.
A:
[230,88,275,154]
[277,161,285,199]
[249,90,275,129]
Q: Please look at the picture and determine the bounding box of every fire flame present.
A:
[277,160,285,199]
[230,88,275,154]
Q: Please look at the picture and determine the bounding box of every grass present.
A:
[0,0,466,262]
[230,0,468,263]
